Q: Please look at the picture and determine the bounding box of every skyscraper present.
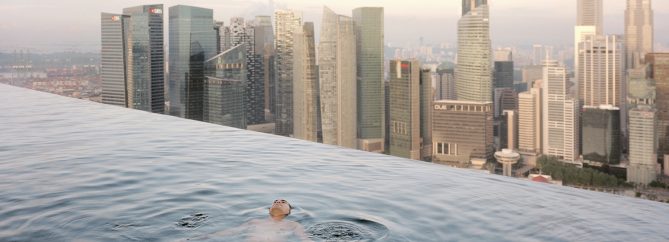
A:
[577,34,623,108]
[389,60,421,160]
[518,82,542,166]
[494,48,514,91]
[121,4,165,113]
[168,5,216,121]
[647,53,669,160]
[101,13,129,108]
[420,69,433,161]
[204,44,247,129]
[319,7,357,149]
[627,106,658,185]
[254,16,275,121]
[625,0,654,70]
[542,61,579,162]
[581,106,621,164]
[274,10,302,136]
[292,22,318,142]
[577,0,603,34]
[456,0,492,102]
[353,7,385,153]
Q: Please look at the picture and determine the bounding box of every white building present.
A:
[542,61,579,162]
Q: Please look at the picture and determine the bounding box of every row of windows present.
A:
[435,142,458,156]
[392,121,408,135]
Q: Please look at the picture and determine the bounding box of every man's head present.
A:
[269,199,292,217]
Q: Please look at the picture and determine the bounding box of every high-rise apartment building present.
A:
[353,7,385,153]
[274,10,302,136]
[319,7,357,149]
[432,100,494,166]
[101,13,129,108]
[389,60,421,159]
[627,106,658,185]
[647,53,669,159]
[168,5,216,121]
[581,106,621,164]
[204,44,247,129]
[292,22,318,142]
[577,0,603,34]
[123,5,165,113]
[577,34,623,108]
[625,0,653,69]
[542,61,579,162]
[455,0,492,102]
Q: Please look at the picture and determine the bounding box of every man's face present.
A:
[269,199,291,216]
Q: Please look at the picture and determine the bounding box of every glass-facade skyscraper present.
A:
[389,60,421,160]
[168,5,216,121]
[292,22,319,142]
[625,0,654,70]
[581,106,622,164]
[122,4,165,114]
[353,7,384,153]
[101,12,129,108]
[456,0,492,102]
[274,10,302,136]
[319,7,357,149]
[204,44,247,129]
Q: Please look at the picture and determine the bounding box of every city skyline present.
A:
[2,0,669,52]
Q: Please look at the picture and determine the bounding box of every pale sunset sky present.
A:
[0,0,667,52]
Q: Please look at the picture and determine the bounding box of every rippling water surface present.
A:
[1,84,669,241]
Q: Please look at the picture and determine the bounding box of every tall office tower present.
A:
[494,48,512,62]
[456,0,492,102]
[574,25,597,80]
[627,106,658,185]
[625,0,654,70]
[432,100,494,167]
[122,4,165,113]
[581,106,621,164]
[168,5,216,121]
[493,51,513,88]
[494,87,517,121]
[577,0,603,34]
[274,10,302,136]
[578,34,624,107]
[542,61,579,162]
[420,69,433,161]
[319,7,357,148]
[101,13,129,107]
[292,22,318,142]
[436,68,456,100]
[244,20,266,125]
[353,7,385,153]
[204,44,247,129]
[647,53,669,160]
[389,60,421,160]
[230,17,246,46]
[221,25,232,53]
[518,83,543,166]
[254,16,275,120]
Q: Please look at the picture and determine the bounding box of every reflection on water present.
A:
[1,84,669,241]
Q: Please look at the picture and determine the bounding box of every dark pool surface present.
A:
[1,84,669,242]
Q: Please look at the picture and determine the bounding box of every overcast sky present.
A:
[0,0,668,52]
